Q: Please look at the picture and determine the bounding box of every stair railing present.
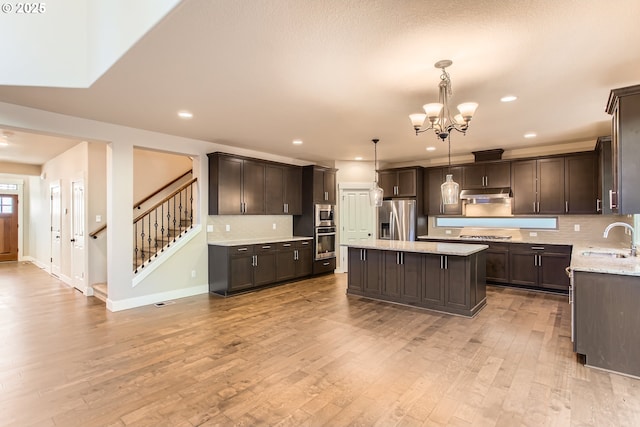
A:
[133,177,197,273]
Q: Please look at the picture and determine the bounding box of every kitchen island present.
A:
[347,240,488,317]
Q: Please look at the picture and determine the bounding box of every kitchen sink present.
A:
[580,250,629,258]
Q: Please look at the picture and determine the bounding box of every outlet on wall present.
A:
[529,231,538,237]
[445,229,452,235]
[191,270,196,278]
[574,224,580,232]
[273,223,276,230]
[206,225,213,232]
[225,224,230,232]
[95,215,101,223]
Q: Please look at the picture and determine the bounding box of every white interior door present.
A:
[50,184,61,277]
[71,179,86,292]
[339,187,375,272]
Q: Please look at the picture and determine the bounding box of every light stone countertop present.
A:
[344,239,488,256]
[208,236,313,246]
[570,245,640,276]
[417,235,522,243]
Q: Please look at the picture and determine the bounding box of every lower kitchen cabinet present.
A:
[209,239,313,296]
[509,243,571,292]
[348,247,486,317]
[485,242,510,284]
[312,257,336,275]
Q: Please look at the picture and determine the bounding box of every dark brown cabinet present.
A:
[606,85,640,214]
[348,248,382,296]
[485,242,509,284]
[378,167,421,198]
[348,247,486,317]
[265,165,302,215]
[209,238,313,296]
[509,243,571,292]
[596,136,612,214]
[312,166,337,204]
[425,166,463,215]
[511,158,564,214]
[462,162,510,189]
[209,153,267,215]
[564,153,598,214]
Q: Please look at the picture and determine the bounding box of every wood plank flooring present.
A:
[1,261,639,426]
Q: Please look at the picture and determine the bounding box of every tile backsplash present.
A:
[427,214,634,248]
[207,215,293,241]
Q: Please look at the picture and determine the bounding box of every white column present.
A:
[106,140,134,303]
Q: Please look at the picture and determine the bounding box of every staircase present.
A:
[89,171,198,303]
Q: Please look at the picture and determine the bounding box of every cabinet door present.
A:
[422,254,445,306]
[348,248,364,291]
[509,251,537,286]
[462,164,486,189]
[295,243,313,277]
[216,156,243,214]
[378,171,397,199]
[363,249,382,296]
[243,160,266,214]
[383,251,402,299]
[564,153,598,214]
[511,160,537,214]
[313,168,326,203]
[284,166,302,215]
[229,254,254,291]
[486,244,509,284]
[265,165,286,215]
[426,168,444,215]
[537,157,565,214]
[324,170,337,205]
[253,251,277,286]
[276,244,296,282]
[539,252,571,291]
[396,169,417,197]
[485,162,511,188]
[401,252,422,304]
[444,256,469,310]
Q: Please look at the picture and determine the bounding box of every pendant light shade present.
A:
[441,174,459,205]
[369,138,384,207]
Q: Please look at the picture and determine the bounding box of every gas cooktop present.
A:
[459,235,513,241]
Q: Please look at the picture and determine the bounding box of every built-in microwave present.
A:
[315,204,334,227]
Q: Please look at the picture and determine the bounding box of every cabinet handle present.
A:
[262,245,271,249]
[400,253,404,264]
[294,250,298,260]
[301,241,309,245]
[536,201,540,213]
[534,255,538,266]
[363,249,367,261]
[254,255,258,267]
[538,254,542,267]
[237,247,248,252]
[284,203,288,213]
[323,262,330,266]
[565,201,569,213]
[251,255,256,266]
[596,198,602,212]
[283,243,291,247]
[445,255,448,269]
[532,246,545,250]
[609,189,617,209]
[533,202,536,212]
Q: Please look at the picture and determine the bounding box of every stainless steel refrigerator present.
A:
[378,199,416,241]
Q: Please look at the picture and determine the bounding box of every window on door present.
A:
[1,196,13,213]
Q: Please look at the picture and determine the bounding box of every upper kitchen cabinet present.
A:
[378,167,423,198]
[596,136,613,214]
[311,166,337,205]
[564,152,598,214]
[461,162,510,189]
[209,153,265,215]
[606,84,640,214]
[265,164,302,215]
[511,158,564,215]
[425,166,463,215]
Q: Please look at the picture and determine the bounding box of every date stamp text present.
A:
[1,3,46,13]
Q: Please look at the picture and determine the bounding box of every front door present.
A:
[339,188,375,271]
[71,179,86,292]
[0,194,18,262]
[50,184,61,277]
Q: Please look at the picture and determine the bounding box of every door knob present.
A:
[70,238,76,242]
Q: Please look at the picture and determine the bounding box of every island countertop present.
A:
[209,236,312,246]
[345,239,488,256]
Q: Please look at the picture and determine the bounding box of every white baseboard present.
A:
[106,284,208,312]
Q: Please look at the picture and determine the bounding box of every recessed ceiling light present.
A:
[355,156,363,161]
[426,146,436,151]
[292,139,303,145]
[524,132,537,138]
[501,95,517,102]
[177,110,193,119]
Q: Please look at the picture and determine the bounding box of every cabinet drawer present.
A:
[510,243,571,254]
[276,241,295,251]
[313,258,336,275]
[296,239,312,248]
[255,243,276,253]
[229,245,254,256]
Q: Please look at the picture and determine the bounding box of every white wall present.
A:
[133,148,191,202]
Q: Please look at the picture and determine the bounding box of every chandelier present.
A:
[409,60,478,141]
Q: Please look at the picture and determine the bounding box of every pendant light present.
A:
[369,138,384,207]
[441,135,459,205]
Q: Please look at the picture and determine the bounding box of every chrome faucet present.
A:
[603,222,636,257]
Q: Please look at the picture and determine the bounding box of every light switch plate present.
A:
[445,229,452,234]
[273,223,276,230]
[95,215,101,222]
[225,224,230,232]
[574,224,580,231]
[206,225,213,232]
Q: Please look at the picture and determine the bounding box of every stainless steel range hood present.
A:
[460,187,512,201]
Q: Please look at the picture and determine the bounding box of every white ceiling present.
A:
[1,0,639,166]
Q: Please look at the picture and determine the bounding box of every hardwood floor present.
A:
[1,261,639,427]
